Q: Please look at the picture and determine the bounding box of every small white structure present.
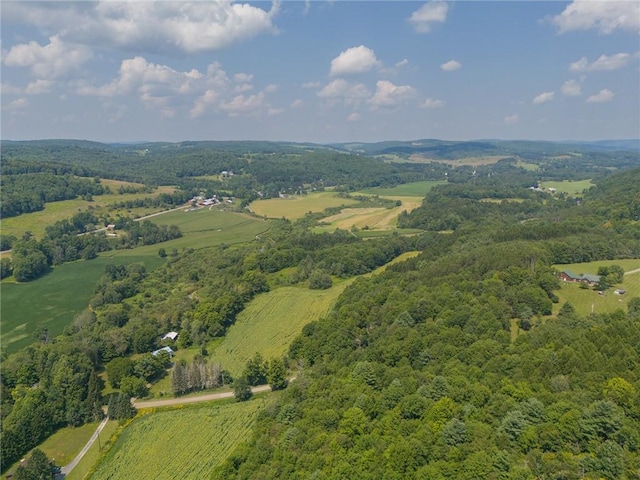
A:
[162,331,178,341]
[152,346,174,357]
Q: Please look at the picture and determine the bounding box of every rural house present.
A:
[559,269,601,287]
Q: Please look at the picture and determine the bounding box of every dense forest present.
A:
[1,140,639,477]
[216,168,640,479]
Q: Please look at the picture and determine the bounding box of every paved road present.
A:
[60,416,109,476]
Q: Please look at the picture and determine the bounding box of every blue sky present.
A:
[2,1,639,143]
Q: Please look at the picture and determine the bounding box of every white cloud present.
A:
[264,84,278,93]
[369,80,416,110]
[4,97,29,112]
[347,112,361,122]
[569,53,632,72]
[3,35,91,78]
[504,114,519,125]
[330,45,381,76]
[79,56,206,98]
[25,79,54,95]
[291,99,304,108]
[268,108,284,116]
[190,90,219,119]
[561,79,582,96]
[3,1,279,55]
[220,92,267,117]
[421,98,445,109]
[440,60,461,71]
[234,73,254,83]
[408,1,448,33]
[396,59,409,68]
[302,81,321,89]
[532,91,555,105]
[551,0,640,34]
[234,83,254,93]
[586,89,613,103]
[317,79,370,106]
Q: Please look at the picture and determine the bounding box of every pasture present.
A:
[1,254,164,353]
[408,155,510,166]
[210,283,351,376]
[540,179,594,195]
[357,180,444,197]
[146,207,270,251]
[554,259,640,316]
[248,192,359,220]
[1,184,176,240]
[88,400,269,480]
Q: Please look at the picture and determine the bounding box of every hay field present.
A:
[248,192,359,220]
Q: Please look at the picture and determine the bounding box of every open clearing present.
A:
[1,254,164,353]
[249,192,359,220]
[357,180,444,197]
[1,184,176,240]
[210,283,351,376]
[408,155,510,166]
[554,259,640,316]
[540,179,594,195]
[88,400,269,480]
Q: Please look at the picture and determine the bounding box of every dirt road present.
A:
[133,384,272,409]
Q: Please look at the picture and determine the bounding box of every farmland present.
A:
[248,191,359,220]
[357,180,444,197]
[408,155,510,166]
[0,183,176,240]
[1,254,164,353]
[210,282,352,376]
[88,400,269,480]
[540,179,594,195]
[554,259,640,316]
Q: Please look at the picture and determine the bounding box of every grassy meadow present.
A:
[1,254,164,353]
[248,191,359,220]
[1,184,176,240]
[554,259,640,316]
[540,179,594,195]
[210,282,352,376]
[88,400,269,480]
[357,180,444,197]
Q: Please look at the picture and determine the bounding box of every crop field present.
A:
[210,283,352,376]
[408,155,510,166]
[88,400,269,480]
[540,179,594,195]
[248,192,359,220]
[313,197,422,233]
[1,254,164,353]
[357,180,444,197]
[1,185,176,240]
[147,207,270,250]
[554,259,640,316]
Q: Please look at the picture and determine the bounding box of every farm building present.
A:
[152,346,174,357]
[162,331,178,341]
[559,270,601,286]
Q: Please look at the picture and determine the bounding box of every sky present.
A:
[1,1,639,143]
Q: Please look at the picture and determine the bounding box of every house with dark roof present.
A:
[559,269,601,286]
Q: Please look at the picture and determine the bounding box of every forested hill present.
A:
[216,168,640,479]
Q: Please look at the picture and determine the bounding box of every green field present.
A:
[88,400,268,480]
[148,207,270,250]
[540,179,594,195]
[357,180,445,197]
[0,185,176,240]
[249,192,359,220]
[1,254,164,353]
[554,259,640,316]
[210,282,352,376]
